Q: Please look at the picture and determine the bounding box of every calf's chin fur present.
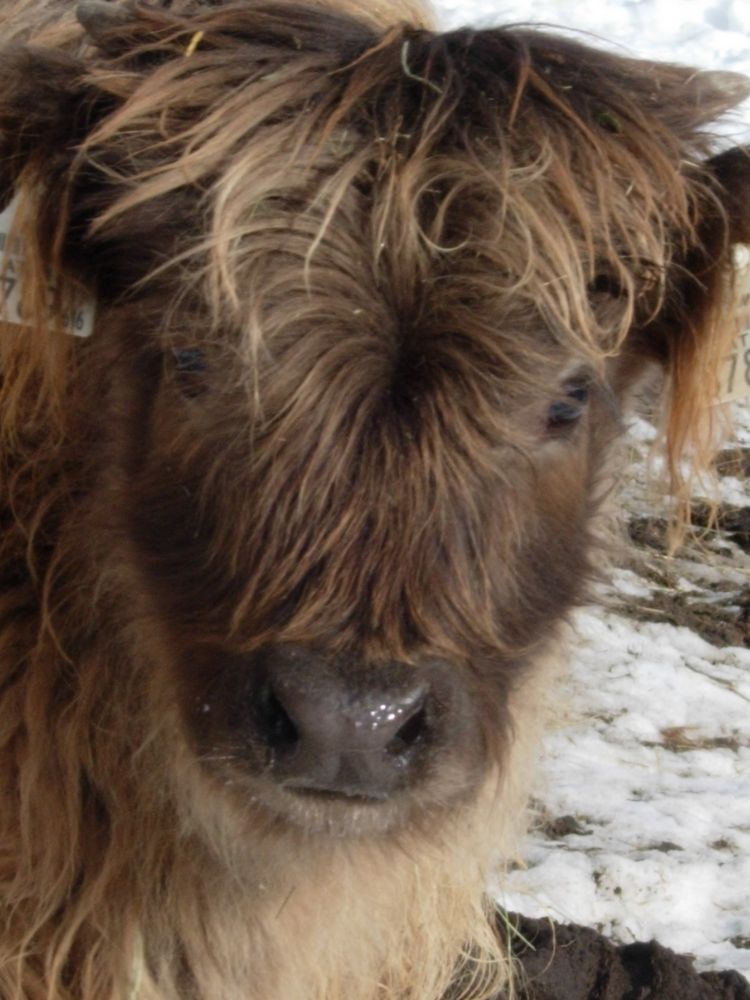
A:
[1,0,749,997]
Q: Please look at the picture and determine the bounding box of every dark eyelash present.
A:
[565,383,589,404]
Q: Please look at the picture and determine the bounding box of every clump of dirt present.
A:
[654,726,745,754]
[627,514,671,552]
[715,446,750,479]
[500,912,750,999]
[691,503,750,554]
[628,503,750,556]
[621,586,750,648]
[618,501,750,647]
[538,814,591,840]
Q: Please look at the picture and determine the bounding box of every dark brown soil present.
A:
[621,502,750,647]
[690,503,750,554]
[619,585,750,648]
[500,912,750,999]
[715,447,750,480]
[628,503,750,557]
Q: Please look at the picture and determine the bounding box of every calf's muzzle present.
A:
[251,646,436,800]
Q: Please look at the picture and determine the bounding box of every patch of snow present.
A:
[499,610,750,976]
[607,567,655,599]
[625,416,658,446]
[718,472,750,506]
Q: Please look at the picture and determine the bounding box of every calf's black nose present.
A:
[252,646,436,800]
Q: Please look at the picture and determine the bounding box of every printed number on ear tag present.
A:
[718,244,750,404]
[0,194,96,338]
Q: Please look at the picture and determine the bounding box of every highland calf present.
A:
[0,1,749,998]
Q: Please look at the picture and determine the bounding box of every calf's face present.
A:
[104,137,617,836]
[2,4,749,842]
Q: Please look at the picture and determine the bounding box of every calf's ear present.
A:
[0,0,139,201]
[0,41,114,315]
[0,46,94,203]
[0,41,118,435]
[655,143,750,494]
[709,145,750,244]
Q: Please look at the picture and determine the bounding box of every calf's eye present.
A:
[172,348,206,373]
[171,347,207,398]
[545,381,590,434]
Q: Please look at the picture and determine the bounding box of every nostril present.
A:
[238,648,449,799]
[257,682,299,752]
[386,702,428,757]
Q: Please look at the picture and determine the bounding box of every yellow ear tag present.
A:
[0,193,95,338]
[718,244,750,403]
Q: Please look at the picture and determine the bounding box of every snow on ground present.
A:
[501,602,750,976]
[427,0,750,979]
[495,399,750,976]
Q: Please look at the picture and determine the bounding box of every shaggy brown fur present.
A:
[0,1,749,998]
